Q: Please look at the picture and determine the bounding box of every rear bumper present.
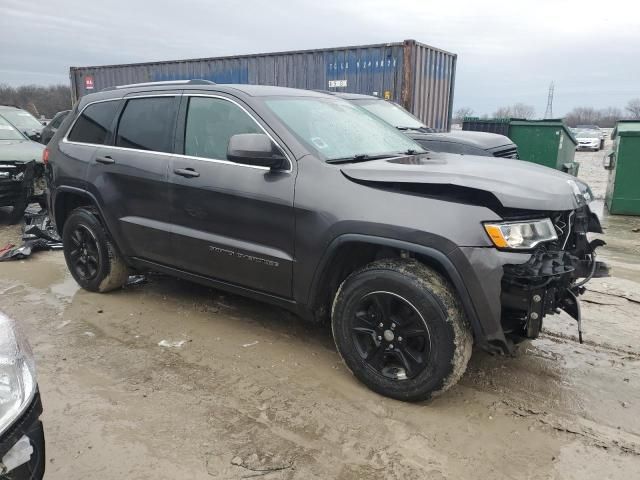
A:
[0,391,45,480]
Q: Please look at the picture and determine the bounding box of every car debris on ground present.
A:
[0,206,62,261]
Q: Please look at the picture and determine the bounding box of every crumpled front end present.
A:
[457,205,607,354]
[0,161,45,220]
[500,205,607,345]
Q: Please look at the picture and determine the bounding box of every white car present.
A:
[575,130,602,151]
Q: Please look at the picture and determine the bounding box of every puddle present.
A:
[50,274,80,300]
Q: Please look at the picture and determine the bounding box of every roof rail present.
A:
[101,79,216,91]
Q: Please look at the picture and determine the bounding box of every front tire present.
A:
[62,207,129,292]
[331,259,472,401]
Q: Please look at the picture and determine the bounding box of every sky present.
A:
[1,0,638,116]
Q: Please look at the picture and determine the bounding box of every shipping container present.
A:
[69,40,457,130]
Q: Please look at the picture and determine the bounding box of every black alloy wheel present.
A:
[351,291,431,381]
[331,259,473,401]
[62,207,129,292]
[67,225,100,281]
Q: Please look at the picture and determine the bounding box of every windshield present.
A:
[353,99,426,130]
[1,109,42,131]
[576,131,599,138]
[264,97,425,161]
[0,116,26,140]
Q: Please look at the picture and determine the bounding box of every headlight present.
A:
[0,311,37,436]
[568,179,593,204]
[484,218,558,249]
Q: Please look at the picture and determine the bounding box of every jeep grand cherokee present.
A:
[45,80,606,401]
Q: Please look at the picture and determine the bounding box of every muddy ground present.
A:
[1,143,639,479]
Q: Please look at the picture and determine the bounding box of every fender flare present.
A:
[52,186,112,235]
[308,234,488,346]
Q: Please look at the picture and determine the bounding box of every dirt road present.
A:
[1,145,639,479]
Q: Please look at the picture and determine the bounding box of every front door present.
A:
[169,94,295,298]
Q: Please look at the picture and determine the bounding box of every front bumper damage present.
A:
[0,161,45,219]
[501,206,608,346]
[458,206,608,354]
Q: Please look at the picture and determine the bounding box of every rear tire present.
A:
[331,259,472,401]
[62,207,129,292]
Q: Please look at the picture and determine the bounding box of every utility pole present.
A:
[544,82,554,119]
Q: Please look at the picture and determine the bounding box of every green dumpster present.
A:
[605,120,640,215]
[508,120,579,175]
[463,118,579,175]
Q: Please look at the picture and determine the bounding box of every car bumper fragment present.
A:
[0,391,45,480]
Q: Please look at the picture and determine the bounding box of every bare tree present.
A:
[511,103,535,119]
[598,107,624,128]
[626,98,640,119]
[493,106,512,118]
[493,103,535,119]
[0,84,71,118]
[453,107,474,124]
[565,107,601,127]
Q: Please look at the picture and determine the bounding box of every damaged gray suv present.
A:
[45,81,607,401]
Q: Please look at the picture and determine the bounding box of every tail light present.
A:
[42,148,49,165]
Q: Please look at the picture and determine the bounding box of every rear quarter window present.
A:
[67,101,120,145]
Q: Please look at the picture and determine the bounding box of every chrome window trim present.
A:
[62,97,121,145]
[62,93,293,173]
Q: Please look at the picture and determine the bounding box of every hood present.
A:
[0,139,45,163]
[341,152,591,211]
[407,130,514,150]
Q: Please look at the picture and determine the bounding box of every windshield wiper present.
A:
[396,126,433,133]
[326,153,398,164]
[398,149,426,156]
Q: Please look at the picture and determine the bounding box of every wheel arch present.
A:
[307,234,488,346]
[53,187,109,236]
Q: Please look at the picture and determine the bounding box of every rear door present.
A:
[86,93,180,265]
[168,93,296,297]
[59,99,121,192]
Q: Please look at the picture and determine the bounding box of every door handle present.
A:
[96,155,115,165]
[174,168,200,178]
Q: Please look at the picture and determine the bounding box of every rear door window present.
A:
[184,97,261,160]
[116,97,178,153]
[67,101,119,144]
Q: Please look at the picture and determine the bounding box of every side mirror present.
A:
[25,131,40,142]
[227,133,287,170]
